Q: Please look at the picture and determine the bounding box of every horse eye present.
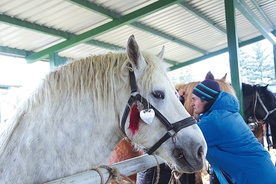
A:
[152,90,165,99]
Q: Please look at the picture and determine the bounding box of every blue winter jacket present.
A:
[198,91,276,184]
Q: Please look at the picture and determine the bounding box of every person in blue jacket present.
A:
[191,79,276,184]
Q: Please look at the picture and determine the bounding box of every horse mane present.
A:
[242,83,256,95]
[0,51,165,155]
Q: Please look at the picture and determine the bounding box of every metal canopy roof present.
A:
[0,0,275,71]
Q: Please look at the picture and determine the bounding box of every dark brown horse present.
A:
[242,83,276,150]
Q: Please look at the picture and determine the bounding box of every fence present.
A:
[45,154,164,184]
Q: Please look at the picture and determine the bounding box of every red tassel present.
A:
[128,104,140,136]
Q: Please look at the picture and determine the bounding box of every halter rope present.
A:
[254,91,276,120]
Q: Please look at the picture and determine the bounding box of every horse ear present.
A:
[205,71,214,80]
[221,73,227,82]
[127,35,146,70]
[156,46,165,60]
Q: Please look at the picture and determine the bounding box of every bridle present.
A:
[120,64,197,155]
[253,90,276,121]
[248,89,276,130]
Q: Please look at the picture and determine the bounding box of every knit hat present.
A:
[192,79,220,102]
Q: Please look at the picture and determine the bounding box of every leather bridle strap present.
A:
[120,65,197,155]
[146,116,196,155]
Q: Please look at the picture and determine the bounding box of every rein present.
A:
[120,64,197,155]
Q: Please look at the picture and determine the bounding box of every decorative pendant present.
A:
[140,109,155,125]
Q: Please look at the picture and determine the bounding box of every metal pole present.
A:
[45,154,164,184]
[224,0,244,117]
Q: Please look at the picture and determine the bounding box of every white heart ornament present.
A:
[140,109,155,125]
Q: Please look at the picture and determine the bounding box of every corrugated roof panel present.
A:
[0,0,110,34]
[0,23,63,51]
[236,13,260,41]
[95,25,200,63]
[139,4,207,37]
[243,0,273,30]
[89,0,158,15]
[187,0,226,30]
[0,0,275,69]
[257,0,276,29]
[162,41,202,62]
[184,29,227,52]
[137,2,228,54]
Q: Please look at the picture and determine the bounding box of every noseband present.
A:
[120,65,197,155]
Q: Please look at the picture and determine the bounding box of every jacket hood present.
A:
[208,91,240,113]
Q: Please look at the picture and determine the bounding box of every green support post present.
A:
[224,0,244,117]
[273,32,276,80]
[49,53,67,70]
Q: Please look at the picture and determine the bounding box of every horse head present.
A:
[242,83,276,125]
[122,35,207,172]
[0,35,207,183]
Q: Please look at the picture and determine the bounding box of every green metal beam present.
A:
[225,0,244,116]
[26,0,182,63]
[169,48,228,71]
[0,46,69,63]
[0,14,73,39]
[0,46,33,58]
[65,0,119,18]
[49,53,67,69]
[235,0,276,45]
[274,44,276,79]
[0,14,125,51]
[250,0,275,30]
[130,22,207,54]
[0,14,174,65]
[178,1,227,35]
[169,31,275,71]
[164,59,179,66]
[0,85,21,89]
[1,1,204,64]
[66,0,206,54]
[1,14,179,66]
[273,32,276,79]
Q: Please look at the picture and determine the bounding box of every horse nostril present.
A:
[197,146,205,159]
[172,147,184,159]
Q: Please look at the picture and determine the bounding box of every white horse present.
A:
[0,35,207,183]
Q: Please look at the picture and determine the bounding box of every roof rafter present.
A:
[249,0,275,30]
[235,0,276,45]
[0,14,176,65]
[178,1,227,35]
[0,14,73,39]
[26,0,183,63]
[0,14,124,52]
[169,30,276,71]
[0,45,33,58]
[66,0,207,55]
